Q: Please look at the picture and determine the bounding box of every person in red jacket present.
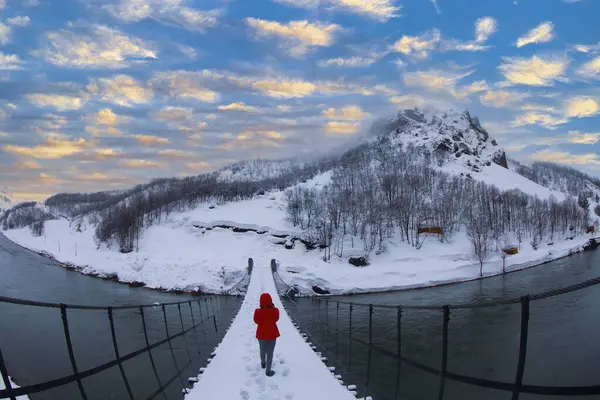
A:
[254,293,280,377]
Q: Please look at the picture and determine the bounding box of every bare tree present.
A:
[466,215,491,278]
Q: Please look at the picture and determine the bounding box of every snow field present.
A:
[185,264,357,400]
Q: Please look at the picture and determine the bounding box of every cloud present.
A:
[15,159,42,170]
[272,0,319,8]
[0,52,22,70]
[33,25,156,69]
[119,159,165,168]
[475,17,497,43]
[512,96,599,129]
[158,149,195,157]
[403,68,485,100]
[480,90,528,108]
[531,150,600,165]
[513,112,568,129]
[177,44,198,59]
[323,105,369,120]
[516,22,554,48]
[85,126,123,136]
[151,70,219,102]
[105,0,219,33]
[567,130,600,144]
[328,0,400,22]
[573,43,600,54]
[498,55,568,86]
[271,0,399,21]
[391,29,441,59]
[565,97,599,118]
[88,108,129,125]
[323,121,360,134]
[7,16,30,27]
[577,56,600,79]
[318,55,380,68]
[219,130,284,150]
[246,18,341,57]
[151,106,193,122]
[26,93,86,110]
[3,136,89,159]
[0,22,11,45]
[276,105,292,112]
[88,75,153,106]
[186,161,211,171]
[441,17,498,53]
[152,69,393,100]
[389,94,427,108]
[218,102,260,113]
[133,134,169,145]
[95,148,121,160]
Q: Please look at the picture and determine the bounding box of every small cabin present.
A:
[587,226,596,234]
[503,246,519,255]
[418,227,444,235]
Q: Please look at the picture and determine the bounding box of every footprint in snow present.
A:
[285,394,294,399]
[240,389,250,400]
[282,369,290,377]
[279,358,285,364]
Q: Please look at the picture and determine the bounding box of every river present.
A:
[3,231,600,400]
[286,249,600,400]
[0,234,240,400]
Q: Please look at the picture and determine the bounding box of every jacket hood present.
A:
[260,293,274,307]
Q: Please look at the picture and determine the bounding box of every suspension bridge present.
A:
[2,259,600,400]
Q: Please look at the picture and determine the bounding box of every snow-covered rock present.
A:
[381,108,507,172]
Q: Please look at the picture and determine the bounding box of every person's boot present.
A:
[266,370,275,377]
[261,362,266,369]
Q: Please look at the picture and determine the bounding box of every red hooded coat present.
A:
[254,293,280,340]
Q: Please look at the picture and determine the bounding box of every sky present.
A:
[0,0,599,202]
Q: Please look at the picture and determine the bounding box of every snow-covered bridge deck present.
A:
[185,264,358,400]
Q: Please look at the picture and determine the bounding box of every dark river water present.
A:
[0,234,241,400]
[2,231,600,400]
[285,249,600,400]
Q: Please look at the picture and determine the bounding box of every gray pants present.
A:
[258,339,276,371]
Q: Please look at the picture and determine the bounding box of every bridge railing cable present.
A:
[293,272,600,400]
[0,293,240,400]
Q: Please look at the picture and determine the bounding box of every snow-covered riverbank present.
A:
[0,376,29,400]
[3,189,595,295]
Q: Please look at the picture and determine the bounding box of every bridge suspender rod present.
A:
[512,296,530,400]
[108,307,135,400]
[0,347,16,400]
[348,304,353,370]
[177,304,194,369]
[162,305,187,393]
[188,301,201,354]
[336,302,340,358]
[438,306,450,400]
[394,306,402,400]
[365,305,374,397]
[60,304,87,400]
[139,306,167,400]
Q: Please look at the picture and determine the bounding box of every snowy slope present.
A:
[214,159,302,182]
[0,187,12,212]
[186,264,357,400]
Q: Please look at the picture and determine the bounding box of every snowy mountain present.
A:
[377,108,507,172]
[214,159,303,182]
[2,108,598,295]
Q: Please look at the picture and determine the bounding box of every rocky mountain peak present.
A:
[383,108,508,172]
